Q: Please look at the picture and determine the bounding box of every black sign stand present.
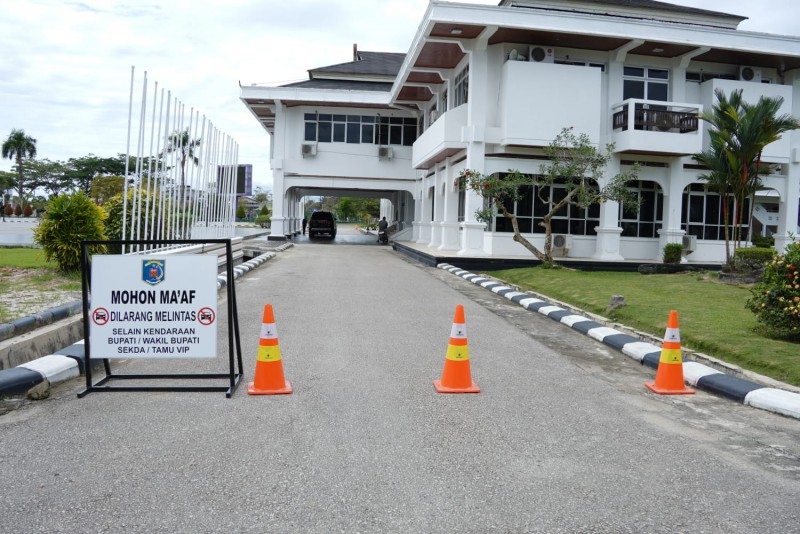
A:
[77,239,244,398]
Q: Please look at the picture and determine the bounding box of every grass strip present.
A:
[0,248,56,269]
[487,267,800,387]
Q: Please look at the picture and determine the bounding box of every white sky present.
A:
[1,0,798,191]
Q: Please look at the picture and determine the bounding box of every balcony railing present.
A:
[610,99,703,155]
[612,100,699,133]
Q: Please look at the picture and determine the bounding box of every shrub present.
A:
[255,214,270,228]
[104,190,168,252]
[752,234,775,248]
[236,206,246,220]
[734,247,774,273]
[746,242,800,336]
[33,192,107,272]
[663,243,683,264]
[3,204,11,217]
[23,204,33,217]
[13,204,22,216]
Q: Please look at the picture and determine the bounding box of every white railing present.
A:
[122,67,239,254]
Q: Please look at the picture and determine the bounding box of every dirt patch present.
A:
[0,268,82,323]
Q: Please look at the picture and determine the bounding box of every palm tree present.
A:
[693,137,734,264]
[734,94,799,248]
[2,128,37,208]
[162,129,201,207]
[698,89,799,260]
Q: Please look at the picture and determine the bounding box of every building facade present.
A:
[241,0,800,262]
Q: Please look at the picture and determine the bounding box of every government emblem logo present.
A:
[142,259,166,286]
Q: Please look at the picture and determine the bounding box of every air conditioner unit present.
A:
[682,234,697,253]
[301,143,316,157]
[529,46,555,63]
[739,66,762,83]
[378,146,393,159]
[552,234,573,255]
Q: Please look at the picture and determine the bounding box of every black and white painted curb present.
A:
[438,263,800,420]
[0,245,292,398]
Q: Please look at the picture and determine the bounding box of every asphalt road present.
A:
[1,226,799,532]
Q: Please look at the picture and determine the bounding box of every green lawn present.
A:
[0,248,56,269]
[487,267,800,387]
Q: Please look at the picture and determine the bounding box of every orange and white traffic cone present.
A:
[247,304,293,395]
[645,310,694,395]
[434,304,480,393]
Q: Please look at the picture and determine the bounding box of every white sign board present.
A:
[89,255,218,358]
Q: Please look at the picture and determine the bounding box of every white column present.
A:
[269,171,287,240]
[439,159,460,251]
[429,171,444,248]
[592,156,624,260]
[269,101,288,240]
[459,44,488,256]
[658,158,687,259]
[776,161,800,251]
[776,77,800,252]
[416,179,433,244]
[412,181,423,241]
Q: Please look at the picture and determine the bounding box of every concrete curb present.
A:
[438,263,800,420]
[0,245,292,398]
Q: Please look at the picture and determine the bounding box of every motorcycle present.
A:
[378,228,389,244]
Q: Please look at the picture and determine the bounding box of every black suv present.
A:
[308,211,337,238]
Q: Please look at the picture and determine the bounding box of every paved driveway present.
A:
[1,240,799,532]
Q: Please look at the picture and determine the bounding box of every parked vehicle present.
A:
[308,211,337,238]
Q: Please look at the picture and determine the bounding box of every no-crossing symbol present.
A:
[198,307,216,325]
[92,307,109,326]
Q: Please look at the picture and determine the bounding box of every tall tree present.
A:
[25,158,70,197]
[64,154,127,193]
[1,128,37,206]
[0,170,14,198]
[462,127,639,267]
[162,129,201,206]
[693,137,735,264]
[697,89,800,258]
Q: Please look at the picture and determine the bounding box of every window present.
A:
[490,175,599,235]
[454,66,468,107]
[554,60,606,72]
[456,177,466,223]
[682,184,749,241]
[304,113,417,146]
[623,67,669,102]
[619,181,663,238]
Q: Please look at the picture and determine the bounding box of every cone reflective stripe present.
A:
[248,304,293,395]
[645,310,694,395]
[434,304,480,393]
[257,319,282,363]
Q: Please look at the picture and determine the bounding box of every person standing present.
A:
[378,216,388,243]
[302,217,307,235]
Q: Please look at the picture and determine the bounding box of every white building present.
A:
[241,0,800,263]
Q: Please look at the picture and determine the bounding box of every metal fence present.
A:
[122,66,239,253]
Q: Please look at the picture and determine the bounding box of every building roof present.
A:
[309,51,406,79]
[501,0,746,26]
[281,79,394,92]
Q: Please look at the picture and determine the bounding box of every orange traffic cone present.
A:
[247,304,293,395]
[645,310,694,395]
[434,304,480,393]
